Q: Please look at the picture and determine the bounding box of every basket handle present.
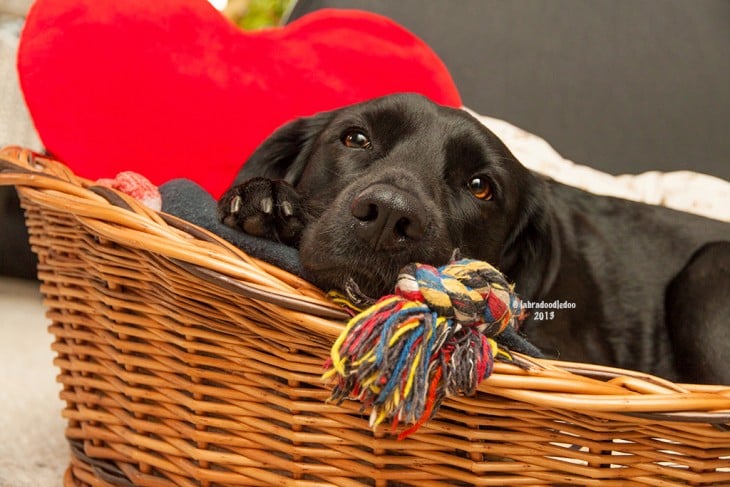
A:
[0,146,54,179]
[0,146,92,195]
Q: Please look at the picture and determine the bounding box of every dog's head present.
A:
[237,93,555,298]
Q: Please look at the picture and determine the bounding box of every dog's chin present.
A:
[301,258,400,299]
[298,207,455,299]
[300,241,457,300]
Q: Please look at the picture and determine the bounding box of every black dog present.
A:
[218,94,730,384]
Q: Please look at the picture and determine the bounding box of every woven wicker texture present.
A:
[1,146,729,486]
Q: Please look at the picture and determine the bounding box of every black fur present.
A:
[219,94,730,384]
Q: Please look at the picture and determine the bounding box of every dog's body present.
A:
[219,94,730,384]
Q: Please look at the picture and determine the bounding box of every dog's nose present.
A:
[351,184,426,250]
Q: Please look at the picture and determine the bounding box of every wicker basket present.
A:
[1,145,729,486]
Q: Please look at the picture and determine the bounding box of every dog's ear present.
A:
[498,172,561,300]
[234,111,334,185]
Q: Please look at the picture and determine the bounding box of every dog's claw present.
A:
[281,201,294,218]
[260,197,274,215]
[229,195,242,215]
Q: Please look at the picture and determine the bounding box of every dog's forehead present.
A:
[360,95,460,125]
[337,96,486,143]
[326,95,510,173]
[331,96,427,130]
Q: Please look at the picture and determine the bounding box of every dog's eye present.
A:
[342,130,372,149]
[467,176,493,200]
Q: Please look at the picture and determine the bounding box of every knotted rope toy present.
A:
[323,258,538,439]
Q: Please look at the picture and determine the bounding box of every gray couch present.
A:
[289,0,730,180]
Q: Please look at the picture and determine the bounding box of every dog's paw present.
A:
[217,177,305,245]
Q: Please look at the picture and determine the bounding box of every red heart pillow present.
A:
[18,0,461,197]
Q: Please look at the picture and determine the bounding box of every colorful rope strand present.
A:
[323,259,524,438]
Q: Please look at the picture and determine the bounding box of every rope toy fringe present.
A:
[323,258,525,439]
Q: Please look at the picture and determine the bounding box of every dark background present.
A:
[290,0,730,180]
